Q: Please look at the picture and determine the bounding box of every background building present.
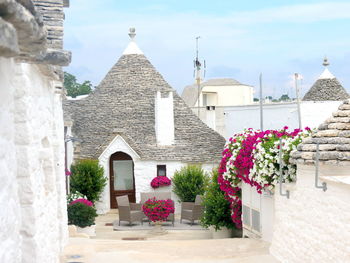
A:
[64,29,225,214]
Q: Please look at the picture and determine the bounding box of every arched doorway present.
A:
[109,151,135,208]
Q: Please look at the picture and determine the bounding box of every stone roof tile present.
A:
[291,99,350,165]
[64,54,225,163]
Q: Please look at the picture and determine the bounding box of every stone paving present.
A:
[61,210,279,263]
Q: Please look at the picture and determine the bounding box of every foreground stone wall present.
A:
[0,1,70,261]
[270,164,350,262]
[0,57,22,262]
[0,57,68,263]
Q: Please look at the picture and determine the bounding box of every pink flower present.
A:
[69,198,93,207]
[150,176,171,189]
[142,198,175,222]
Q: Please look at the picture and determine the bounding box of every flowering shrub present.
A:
[142,198,175,222]
[150,176,171,188]
[69,198,94,207]
[219,127,312,228]
[67,198,97,228]
[67,191,87,204]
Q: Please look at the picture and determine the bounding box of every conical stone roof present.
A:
[64,33,225,163]
[302,58,349,101]
[292,99,350,165]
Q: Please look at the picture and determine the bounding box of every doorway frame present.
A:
[109,151,136,208]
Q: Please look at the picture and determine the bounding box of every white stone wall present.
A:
[213,101,341,139]
[0,58,67,263]
[270,164,350,262]
[0,57,22,263]
[98,134,216,214]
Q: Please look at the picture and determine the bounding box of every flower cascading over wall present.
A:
[150,176,171,188]
[218,127,312,228]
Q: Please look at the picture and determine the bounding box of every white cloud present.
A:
[63,1,350,94]
[230,2,350,24]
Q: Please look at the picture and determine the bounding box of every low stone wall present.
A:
[270,164,350,262]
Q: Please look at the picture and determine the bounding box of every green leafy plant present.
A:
[67,201,97,228]
[201,168,236,231]
[172,165,209,202]
[70,159,107,203]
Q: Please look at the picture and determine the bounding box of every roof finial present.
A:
[129,28,136,40]
[323,56,329,67]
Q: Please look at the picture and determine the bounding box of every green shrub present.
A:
[67,202,97,228]
[200,168,236,231]
[172,165,209,202]
[70,159,107,203]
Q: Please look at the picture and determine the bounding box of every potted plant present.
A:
[142,198,174,235]
[67,198,98,236]
[70,159,107,204]
[172,165,209,202]
[201,169,240,239]
[150,176,171,189]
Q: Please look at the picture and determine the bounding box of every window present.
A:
[157,165,166,176]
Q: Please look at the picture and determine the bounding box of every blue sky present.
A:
[64,0,350,98]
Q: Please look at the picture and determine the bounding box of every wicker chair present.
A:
[180,195,203,225]
[140,192,175,226]
[116,195,144,226]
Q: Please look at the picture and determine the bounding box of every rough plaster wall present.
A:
[0,58,67,263]
[270,164,350,263]
[98,135,217,214]
[0,57,22,263]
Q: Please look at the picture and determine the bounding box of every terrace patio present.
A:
[61,210,279,263]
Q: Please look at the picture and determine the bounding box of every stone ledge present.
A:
[19,49,71,66]
[0,17,19,56]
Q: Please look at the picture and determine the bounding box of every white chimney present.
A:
[155,91,175,145]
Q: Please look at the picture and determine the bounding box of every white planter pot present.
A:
[76,225,96,237]
[210,226,232,239]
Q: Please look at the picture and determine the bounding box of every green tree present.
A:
[172,165,210,202]
[279,94,290,101]
[64,72,93,98]
[70,159,107,203]
[201,168,237,231]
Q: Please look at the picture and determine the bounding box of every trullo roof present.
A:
[303,58,349,101]
[63,29,225,163]
[292,99,350,165]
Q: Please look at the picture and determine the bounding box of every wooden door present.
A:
[109,152,135,208]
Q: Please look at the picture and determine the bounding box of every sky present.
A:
[63,0,350,98]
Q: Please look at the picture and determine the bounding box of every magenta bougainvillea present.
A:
[150,176,171,188]
[218,127,311,228]
[142,198,175,222]
[69,198,94,207]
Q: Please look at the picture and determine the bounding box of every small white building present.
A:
[64,29,225,214]
[182,78,254,108]
[193,58,349,139]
